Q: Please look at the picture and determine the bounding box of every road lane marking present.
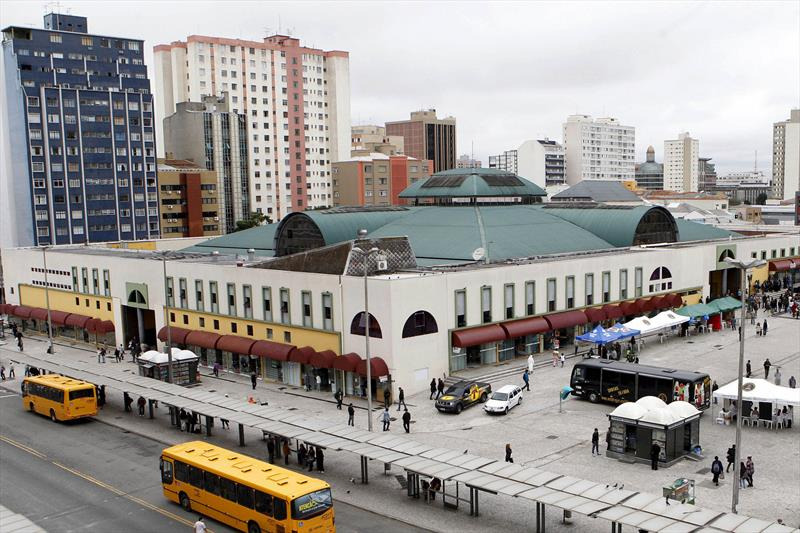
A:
[0,394,19,399]
[0,434,206,530]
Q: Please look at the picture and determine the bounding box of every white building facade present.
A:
[562,115,635,184]
[663,132,699,193]
[154,35,350,220]
[772,109,800,200]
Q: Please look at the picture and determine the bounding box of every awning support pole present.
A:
[238,423,245,446]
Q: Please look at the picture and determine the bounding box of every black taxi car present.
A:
[435,380,492,414]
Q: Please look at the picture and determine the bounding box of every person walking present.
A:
[726,444,736,472]
[114,346,121,363]
[505,443,513,463]
[711,456,724,486]
[436,378,444,399]
[212,362,220,378]
[789,375,797,389]
[347,403,355,426]
[755,321,762,336]
[738,461,748,488]
[527,353,535,374]
[17,335,23,352]
[763,358,771,379]
[137,396,146,416]
[251,372,257,390]
[315,447,324,473]
[315,373,321,392]
[334,389,343,410]
[8,363,15,380]
[0,365,5,381]
[397,387,406,411]
[306,446,316,472]
[650,442,661,470]
[591,428,600,456]
[298,443,307,467]
[712,381,719,404]
[282,440,290,465]
[267,439,275,464]
[746,360,752,378]
[124,393,133,413]
[429,379,437,400]
[98,385,105,408]
[559,352,565,368]
[383,387,390,408]
[774,367,782,386]
[522,369,530,392]
[762,319,768,336]
[402,408,411,433]
[194,516,207,533]
[380,407,391,431]
[745,456,754,487]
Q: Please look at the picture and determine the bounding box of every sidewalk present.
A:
[0,504,47,533]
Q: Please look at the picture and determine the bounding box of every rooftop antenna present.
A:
[754,150,758,174]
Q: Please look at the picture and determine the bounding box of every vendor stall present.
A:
[712,378,799,428]
[138,348,199,386]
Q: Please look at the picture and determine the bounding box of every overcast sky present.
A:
[3,0,798,176]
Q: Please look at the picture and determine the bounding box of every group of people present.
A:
[9,323,24,352]
[710,445,755,488]
[0,362,15,381]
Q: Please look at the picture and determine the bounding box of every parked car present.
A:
[435,380,492,414]
[484,384,523,415]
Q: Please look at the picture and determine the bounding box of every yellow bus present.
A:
[161,441,335,533]
[22,374,97,422]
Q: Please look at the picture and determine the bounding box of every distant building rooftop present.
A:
[551,180,641,203]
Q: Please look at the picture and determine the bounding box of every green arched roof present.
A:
[280,207,421,245]
[540,205,672,247]
[399,167,546,198]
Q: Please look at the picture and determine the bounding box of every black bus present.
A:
[570,360,711,410]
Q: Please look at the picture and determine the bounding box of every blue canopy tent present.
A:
[576,325,621,345]
[607,322,641,340]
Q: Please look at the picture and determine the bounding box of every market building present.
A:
[2,168,798,398]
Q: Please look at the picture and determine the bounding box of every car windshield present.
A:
[291,488,332,520]
[491,392,509,401]
[444,385,460,395]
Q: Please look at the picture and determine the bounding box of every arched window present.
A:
[402,311,438,338]
[648,267,673,292]
[719,249,735,262]
[350,312,382,338]
[128,289,146,304]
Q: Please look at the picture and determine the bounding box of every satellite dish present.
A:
[472,248,485,262]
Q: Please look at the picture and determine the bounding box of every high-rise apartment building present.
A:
[351,125,403,156]
[332,154,431,207]
[154,34,350,220]
[1,14,159,247]
[772,109,800,200]
[698,157,716,192]
[489,140,565,188]
[455,154,482,168]
[163,94,248,233]
[157,159,221,238]
[663,132,699,193]
[386,110,456,171]
[635,146,664,190]
[488,149,518,174]
[562,115,635,184]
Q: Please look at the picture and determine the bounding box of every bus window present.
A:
[618,372,635,402]
[69,388,95,400]
[255,490,273,516]
[292,488,333,520]
[273,497,287,520]
[203,471,220,496]
[237,484,254,509]
[638,375,672,403]
[175,461,189,483]
[160,459,173,485]
[584,366,600,387]
[188,466,203,489]
[219,476,237,502]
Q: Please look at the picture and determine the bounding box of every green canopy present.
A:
[675,303,719,319]
[708,296,743,313]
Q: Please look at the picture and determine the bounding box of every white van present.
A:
[484,384,523,415]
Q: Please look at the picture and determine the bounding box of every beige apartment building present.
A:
[332,154,431,206]
[351,125,404,156]
[157,159,222,238]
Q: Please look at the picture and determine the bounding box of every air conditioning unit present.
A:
[214,217,219,221]
[168,205,173,210]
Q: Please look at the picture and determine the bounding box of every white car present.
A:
[484,384,523,415]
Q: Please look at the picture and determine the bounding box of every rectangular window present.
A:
[166,277,174,307]
[602,271,611,303]
[102,269,110,296]
[72,267,79,292]
[179,278,187,308]
[322,292,333,331]
[634,268,643,297]
[195,280,204,311]
[81,267,88,293]
[481,286,492,323]
[209,281,218,313]
[619,269,628,300]
[227,283,236,315]
[525,281,535,316]
[547,278,556,312]
[566,276,575,309]
[504,284,514,319]
[301,291,312,326]
[585,273,594,306]
[243,285,252,318]
[262,287,272,321]
[455,290,466,328]
[280,288,290,324]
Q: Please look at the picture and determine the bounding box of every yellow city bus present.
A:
[22,374,97,422]
[161,441,334,533]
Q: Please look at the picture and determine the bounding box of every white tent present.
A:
[139,348,198,364]
[623,316,661,337]
[713,378,800,407]
[649,311,690,330]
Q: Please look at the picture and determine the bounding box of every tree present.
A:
[233,212,271,232]
[755,193,768,205]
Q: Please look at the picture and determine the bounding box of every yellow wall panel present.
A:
[20,285,114,321]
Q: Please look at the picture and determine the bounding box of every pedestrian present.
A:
[402,408,411,433]
[505,443,513,463]
[213,362,220,377]
[17,335,23,352]
[298,443,307,467]
[101,347,106,363]
[98,385,105,408]
[306,446,316,472]
[194,516,206,533]
[124,393,133,413]
[559,352,565,368]
[114,346,121,363]
[527,353,535,374]
[24,364,30,377]
[746,456,754,487]
[347,403,355,426]
[790,375,797,389]
[746,360,752,378]
[712,381,719,404]
[251,372,257,390]
[282,440,290,465]
[315,373,321,392]
[522,369,530,391]
[397,387,406,411]
[763,358,771,379]
[711,456,724,486]
[738,461,748,488]
[383,387,390,408]
[118,344,125,362]
[267,439,275,464]
[137,396,146,416]
[429,378,436,400]
[552,350,558,367]
[650,442,661,470]
[315,446,324,473]
[755,322,762,336]
[762,319,768,336]
[726,444,736,472]
[381,407,391,431]
[0,365,5,380]
[334,388,343,410]
[774,367,782,386]
[189,412,198,433]
[591,428,600,456]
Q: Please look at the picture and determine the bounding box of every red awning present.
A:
[356,356,390,377]
[649,296,667,310]
[544,310,588,330]
[49,310,71,325]
[65,313,91,328]
[0,304,10,314]
[602,304,624,320]
[332,352,362,372]
[501,317,549,338]
[94,320,115,334]
[30,308,49,321]
[157,326,191,345]
[250,340,296,362]
[85,318,100,333]
[583,307,606,323]
[667,294,684,308]
[12,306,34,318]
[310,349,337,369]
[769,259,797,272]
[619,300,640,316]
[637,298,656,312]
[217,335,256,354]
[185,330,221,350]
[290,346,316,365]
[451,324,507,348]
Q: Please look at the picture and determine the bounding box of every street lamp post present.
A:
[161,254,174,384]
[41,246,54,354]
[724,257,766,513]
